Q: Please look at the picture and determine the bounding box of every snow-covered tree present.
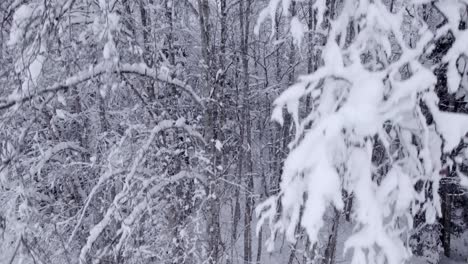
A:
[1,1,206,263]
[255,1,468,263]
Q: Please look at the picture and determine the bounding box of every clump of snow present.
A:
[107,13,120,31]
[214,140,223,151]
[460,173,468,188]
[254,0,281,37]
[103,40,116,60]
[7,3,49,96]
[8,4,35,46]
[425,93,468,152]
[290,16,306,47]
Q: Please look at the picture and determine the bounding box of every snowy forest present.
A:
[1,0,468,263]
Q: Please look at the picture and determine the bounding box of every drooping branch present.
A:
[0,62,205,111]
[77,118,205,263]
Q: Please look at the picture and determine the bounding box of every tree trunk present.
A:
[197,1,222,263]
[441,192,452,257]
[139,0,153,66]
[239,0,253,263]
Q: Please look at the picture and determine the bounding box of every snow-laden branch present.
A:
[29,142,87,177]
[77,118,204,263]
[119,63,205,107]
[255,1,468,264]
[112,170,203,256]
[0,62,205,111]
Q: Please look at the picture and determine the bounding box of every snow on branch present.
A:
[0,62,205,111]
[77,118,203,263]
[112,170,204,256]
[119,63,205,107]
[29,142,87,177]
[256,1,468,264]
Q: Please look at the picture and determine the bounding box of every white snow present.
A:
[8,4,35,46]
[426,93,468,152]
[215,140,223,151]
[103,40,116,60]
[290,16,306,47]
[256,1,468,264]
